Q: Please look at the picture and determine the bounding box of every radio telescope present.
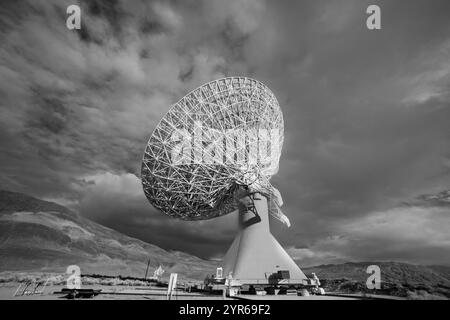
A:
[142,77,307,284]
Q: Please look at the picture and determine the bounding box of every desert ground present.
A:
[1,282,361,300]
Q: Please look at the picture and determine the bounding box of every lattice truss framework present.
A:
[142,77,290,226]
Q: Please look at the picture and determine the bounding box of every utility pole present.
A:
[144,258,151,280]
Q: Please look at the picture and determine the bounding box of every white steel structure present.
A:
[142,77,306,284]
[142,77,287,224]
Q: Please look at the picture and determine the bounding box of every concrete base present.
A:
[222,192,307,284]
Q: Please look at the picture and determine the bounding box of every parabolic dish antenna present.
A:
[141,76,307,283]
[141,77,289,226]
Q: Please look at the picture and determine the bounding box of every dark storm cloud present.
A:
[76,172,237,259]
[0,0,449,264]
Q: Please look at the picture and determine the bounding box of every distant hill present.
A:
[1,190,449,299]
[0,190,217,280]
[303,262,450,299]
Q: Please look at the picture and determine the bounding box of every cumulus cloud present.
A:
[288,203,450,267]
[0,0,450,263]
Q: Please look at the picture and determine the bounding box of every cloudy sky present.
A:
[0,0,449,266]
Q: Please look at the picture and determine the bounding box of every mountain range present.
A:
[1,189,449,298]
[303,262,450,298]
[0,190,217,280]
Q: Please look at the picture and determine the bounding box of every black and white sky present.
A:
[0,0,449,266]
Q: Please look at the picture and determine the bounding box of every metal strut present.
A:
[238,186,262,228]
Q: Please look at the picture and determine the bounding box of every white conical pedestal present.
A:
[222,192,307,284]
